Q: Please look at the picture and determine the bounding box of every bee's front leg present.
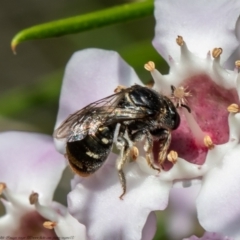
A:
[129,129,160,172]
[158,129,171,166]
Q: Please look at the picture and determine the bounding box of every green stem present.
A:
[11,0,154,52]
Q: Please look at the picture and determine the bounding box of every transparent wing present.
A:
[54,86,155,142]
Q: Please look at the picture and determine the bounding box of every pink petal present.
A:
[68,153,171,240]
[0,131,66,204]
[153,0,240,64]
[196,145,240,239]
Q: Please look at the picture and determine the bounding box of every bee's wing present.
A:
[54,86,155,142]
[54,90,127,141]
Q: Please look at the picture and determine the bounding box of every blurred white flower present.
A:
[0,131,86,239]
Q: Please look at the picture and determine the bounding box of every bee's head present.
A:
[160,97,180,130]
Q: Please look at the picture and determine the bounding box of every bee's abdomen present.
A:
[66,125,114,176]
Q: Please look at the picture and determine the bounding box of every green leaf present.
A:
[11,0,154,52]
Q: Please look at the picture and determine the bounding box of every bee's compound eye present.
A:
[172,112,180,130]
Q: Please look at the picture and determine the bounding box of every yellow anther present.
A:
[167,150,178,164]
[204,136,214,150]
[144,61,155,72]
[0,183,6,195]
[43,221,57,229]
[235,60,240,68]
[130,146,139,161]
[114,85,126,93]
[176,36,184,46]
[29,192,39,205]
[227,103,240,113]
[212,48,223,58]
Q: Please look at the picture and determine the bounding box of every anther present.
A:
[144,61,155,72]
[0,183,6,195]
[29,192,39,205]
[235,60,240,69]
[43,221,57,229]
[212,48,223,58]
[130,146,139,161]
[114,85,126,93]
[227,103,240,113]
[171,85,191,107]
[176,36,184,46]
[167,150,178,164]
[204,136,214,149]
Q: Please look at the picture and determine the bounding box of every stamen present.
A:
[227,103,240,113]
[204,135,214,149]
[29,192,39,204]
[144,61,155,72]
[212,48,222,59]
[182,108,206,146]
[144,61,166,90]
[0,182,6,194]
[167,150,178,164]
[235,60,240,73]
[0,183,21,205]
[29,192,58,222]
[235,60,240,69]
[171,85,191,107]
[176,36,184,46]
[43,221,57,229]
[114,85,126,93]
[130,146,139,161]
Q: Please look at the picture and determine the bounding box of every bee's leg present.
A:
[129,130,160,172]
[158,129,171,166]
[116,136,130,200]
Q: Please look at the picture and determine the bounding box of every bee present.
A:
[54,84,182,199]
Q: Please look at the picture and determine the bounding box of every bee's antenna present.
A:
[176,103,191,113]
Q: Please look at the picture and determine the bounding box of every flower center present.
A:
[0,183,58,237]
[170,74,238,165]
[146,35,240,169]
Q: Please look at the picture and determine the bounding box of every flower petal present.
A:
[68,153,171,240]
[153,0,240,64]
[167,185,200,240]
[0,131,66,204]
[196,145,240,239]
[183,232,234,240]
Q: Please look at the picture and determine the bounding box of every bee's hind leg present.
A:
[116,136,131,200]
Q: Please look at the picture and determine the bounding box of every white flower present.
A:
[0,131,86,239]
[54,0,240,239]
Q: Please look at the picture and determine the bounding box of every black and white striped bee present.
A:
[54,84,181,199]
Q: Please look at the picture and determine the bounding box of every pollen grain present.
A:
[43,221,57,229]
[227,103,240,113]
[29,192,39,205]
[130,146,139,161]
[167,150,178,164]
[212,48,223,58]
[0,182,6,195]
[144,61,155,72]
[235,60,240,68]
[204,135,214,150]
[176,36,184,46]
